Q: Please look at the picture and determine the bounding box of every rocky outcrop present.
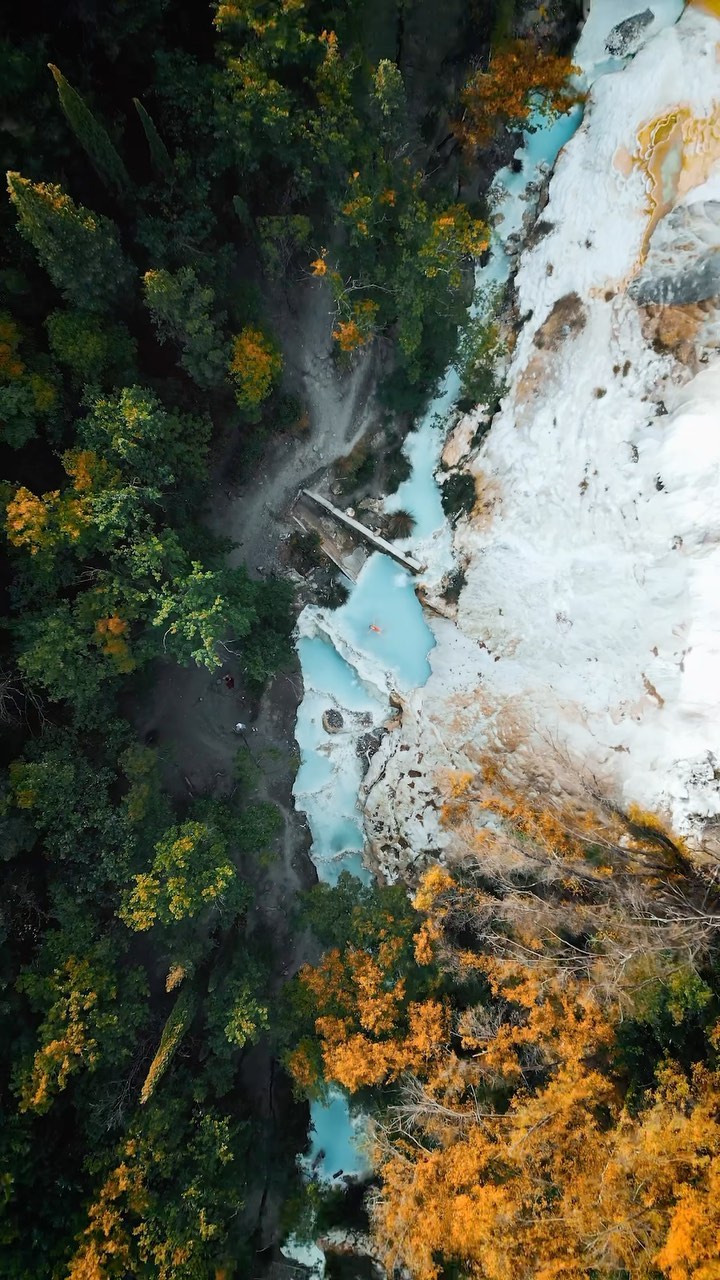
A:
[631,199,720,305]
[322,708,345,733]
[605,8,654,56]
[363,4,720,879]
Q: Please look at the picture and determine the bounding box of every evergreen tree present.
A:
[48,63,130,192]
[0,311,60,447]
[6,172,133,313]
[133,97,173,180]
[143,266,229,388]
[46,309,137,387]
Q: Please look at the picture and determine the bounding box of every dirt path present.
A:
[132,276,380,814]
[126,278,384,1250]
[209,276,382,574]
[130,273,384,917]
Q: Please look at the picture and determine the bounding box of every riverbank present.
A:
[363,0,720,886]
[284,4,718,1273]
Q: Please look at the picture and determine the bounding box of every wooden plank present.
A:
[301,490,424,575]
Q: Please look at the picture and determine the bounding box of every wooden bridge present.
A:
[301,490,424,575]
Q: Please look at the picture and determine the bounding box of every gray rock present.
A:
[322,708,344,733]
[632,253,720,306]
[631,201,720,305]
[356,729,386,777]
[605,9,654,57]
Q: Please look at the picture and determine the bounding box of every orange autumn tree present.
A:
[286,872,446,1094]
[290,939,448,1092]
[369,953,720,1280]
[288,761,720,1280]
[5,447,122,559]
[228,325,282,419]
[457,39,580,152]
[332,298,379,353]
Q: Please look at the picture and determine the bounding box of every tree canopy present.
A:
[287,768,720,1280]
[0,0,583,1274]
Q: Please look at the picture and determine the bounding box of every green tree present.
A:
[301,29,362,184]
[6,172,133,313]
[133,96,173,180]
[78,385,211,492]
[151,561,261,669]
[0,375,59,449]
[13,601,135,719]
[9,745,120,862]
[320,174,487,379]
[48,64,130,192]
[45,309,137,388]
[3,731,170,890]
[371,58,408,148]
[0,311,60,448]
[300,870,421,958]
[256,213,311,279]
[205,946,270,1089]
[67,1093,255,1280]
[143,267,230,389]
[458,289,507,408]
[5,448,290,715]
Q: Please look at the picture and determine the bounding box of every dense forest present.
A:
[6,0,693,1278]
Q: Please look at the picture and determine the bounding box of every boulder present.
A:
[322,708,344,733]
[605,9,654,57]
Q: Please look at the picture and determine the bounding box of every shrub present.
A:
[384,439,413,494]
[441,472,476,521]
[288,529,323,576]
[386,508,415,539]
[442,567,467,604]
[334,438,375,494]
[316,577,350,609]
[458,305,506,411]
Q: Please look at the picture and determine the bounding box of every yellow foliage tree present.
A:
[5,486,56,555]
[94,614,134,673]
[290,934,449,1093]
[228,326,282,418]
[290,752,720,1280]
[369,956,720,1280]
[332,298,379,353]
[0,314,26,379]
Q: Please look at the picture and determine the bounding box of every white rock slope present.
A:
[364,2,720,875]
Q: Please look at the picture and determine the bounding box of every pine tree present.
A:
[133,97,173,180]
[143,267,229,388]
[6,172,133,313]
[48,64,129,192]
